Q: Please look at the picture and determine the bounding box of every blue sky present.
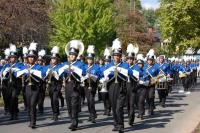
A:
[141,0,160,9]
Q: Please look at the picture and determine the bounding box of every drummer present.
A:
[157,55,172,107]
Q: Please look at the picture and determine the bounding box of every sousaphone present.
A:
[65,40,84,57]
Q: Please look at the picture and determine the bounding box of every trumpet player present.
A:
[82,45,100,123]
[22,46,29,111]
[58,40,86,131]
[1,44,24,120]
[179,59,192,94]
[0,48,11,115]
[44,46,62,121]
[100,48,111,116]
[125,43,140,126]
[101,38,133,132]
[146,49,159,116]
[136,55,149,120]
[37,49,46,115]
[20,42,44,128]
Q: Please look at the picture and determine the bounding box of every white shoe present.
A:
[179,90,184,93]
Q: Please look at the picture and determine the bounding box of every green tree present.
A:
[143,9,157,27]
[158,0,200,53]
[49,0,116,56]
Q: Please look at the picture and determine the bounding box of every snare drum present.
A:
[156,81,168,90]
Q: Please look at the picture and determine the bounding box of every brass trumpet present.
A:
[8,67,13,83]
[100,80,108,92]
[46,66,53,89]
[114,64,118,83]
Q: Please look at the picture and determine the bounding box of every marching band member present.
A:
[0,48,11,115]
[146,49,159,115]
[82,45,100,123]
[37,49,46,114]
[179,58,192,94]
[100,38,133,132]
[19,42,45,128]
[136,54,149,119]
[100,48,111,116]
[22,46,29,111]
[44,46,62,121]
[58,40,86,131]
[1,44,25,120]
[125,43,139,126]
[157,55,172,107]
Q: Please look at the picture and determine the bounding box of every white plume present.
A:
[171,57,175,62]
[70,40,81,49]
[4,48,10,56]
[87,45,95,54]
[51,46,59,54]
[23,46,28,55]
[9,43,17,52]
[104,48,111,56]
[29,42,37,51]
[38,49,46,57]
[137,54,144,60]
[112,38,122,50]
[147,49,155,56]
[126,43,134,53]
[175,57,179,62]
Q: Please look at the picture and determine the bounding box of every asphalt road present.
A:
[0,80,200,133]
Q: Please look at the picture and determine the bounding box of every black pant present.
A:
[2,81,10,113]
[182,77,190,91]
[101,92,111,114]
[157,89,168,106]
[146,86,155,114]
[49,87,61,116]
[8,84,20,118]
[65,81,80,127]
[26,85,39,125]
[126,82,137,124]
[38,83,46,113]
[137,86,147,116]
[84,84,96,120]
[22,86,27,110]
[108,81,126,130]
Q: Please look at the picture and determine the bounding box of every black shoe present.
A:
[107,112,111,116]
[88,117,92,121]
[119,129,124,133]
[112,126,119,131]
[148,111,154,116]
[91,119,96,123]
[141,115,144,120]
[70,126,77,131]
[54,115,58,121]
[128,119,134,126]
[68,124,73,129]
[31,125,36,129]
[29,123,36,129]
